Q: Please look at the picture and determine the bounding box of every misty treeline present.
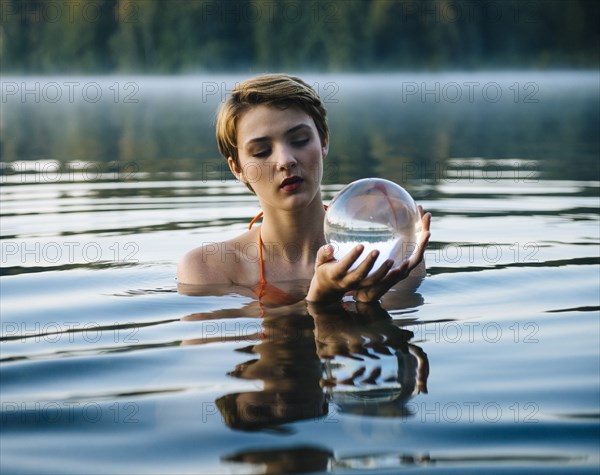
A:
[1,0,598,73]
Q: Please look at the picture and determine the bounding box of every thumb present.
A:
[316,244,336,266]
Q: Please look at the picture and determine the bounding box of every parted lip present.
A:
[279,176,303,188]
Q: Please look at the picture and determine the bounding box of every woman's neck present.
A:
[259,198,327,267]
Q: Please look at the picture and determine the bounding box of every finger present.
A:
[346,249,380,282]
[353,260,412,303]
[408,230,431,270]
[357,258,394,288]
[421,211,431,233]
[400,214,431,272]
[334,244,367,274]
[315,244,336,266]
[417,204,431,225]
[377,260,411,289]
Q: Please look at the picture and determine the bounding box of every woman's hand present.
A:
[306,206,431,303]
[305,241,390,302]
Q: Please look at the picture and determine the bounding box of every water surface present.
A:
[1,72,599,474]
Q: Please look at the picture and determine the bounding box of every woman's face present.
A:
[230,104,328,212]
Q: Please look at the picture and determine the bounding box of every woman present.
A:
[177,74,431,303]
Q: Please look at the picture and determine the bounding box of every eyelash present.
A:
[253,150,270,158]
[252,138,310,158]
[292,138,309,147]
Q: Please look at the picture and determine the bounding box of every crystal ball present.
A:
[325,178,421,273]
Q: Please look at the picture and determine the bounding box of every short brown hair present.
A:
[215,74,328,176]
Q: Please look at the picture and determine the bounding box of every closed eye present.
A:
[253,149,271,158]
[291,137,310,147]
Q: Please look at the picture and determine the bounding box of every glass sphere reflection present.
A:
[325,178,420,273]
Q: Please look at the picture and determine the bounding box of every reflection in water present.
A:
[208,291,582,473]
[2,73,598,182]
[311,301,428,419]
[223,446,333,474]
[215,307,326,433]
[222,445,583,474]
[182,287,430,435]
[181,292,431,471]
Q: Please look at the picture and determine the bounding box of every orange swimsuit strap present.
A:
[248,211,267,286]
[248,205,328,288]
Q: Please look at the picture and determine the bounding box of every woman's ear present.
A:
[322,133,329,158]
[228,157,246,184]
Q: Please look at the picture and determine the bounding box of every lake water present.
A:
[1,72,599,474]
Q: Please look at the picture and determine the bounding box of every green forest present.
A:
[1,0,598,74]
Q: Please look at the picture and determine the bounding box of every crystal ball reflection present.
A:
[325,178,421,273]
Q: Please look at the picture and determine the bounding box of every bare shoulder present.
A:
[177,244,229,285]
[176,230,258,286]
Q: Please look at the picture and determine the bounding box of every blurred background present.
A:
[0,0,599,277]
[1,0,599,182]
[3,0,598,73]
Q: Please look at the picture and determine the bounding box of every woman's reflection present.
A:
[214,302,327,432]
[182,293,429,430]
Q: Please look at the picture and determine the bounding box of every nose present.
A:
[274,144,297,170]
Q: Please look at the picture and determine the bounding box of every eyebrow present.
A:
[243,124,312,147]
